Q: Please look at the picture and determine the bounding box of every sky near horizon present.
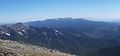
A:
[0,0,120,23]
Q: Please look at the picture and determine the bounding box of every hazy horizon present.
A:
[0,0,120,23]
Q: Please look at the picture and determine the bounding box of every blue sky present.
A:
[0,0,120,23]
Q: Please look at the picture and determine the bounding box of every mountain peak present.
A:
[12,22,27,27]
[11,22,29,31]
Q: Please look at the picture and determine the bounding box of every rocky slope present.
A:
[0,39,75,56]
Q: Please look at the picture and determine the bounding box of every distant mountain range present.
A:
[0,18,120,56]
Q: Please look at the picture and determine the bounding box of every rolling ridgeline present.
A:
[0,18,120,56]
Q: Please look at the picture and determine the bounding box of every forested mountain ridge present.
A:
[0,18,120,56]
